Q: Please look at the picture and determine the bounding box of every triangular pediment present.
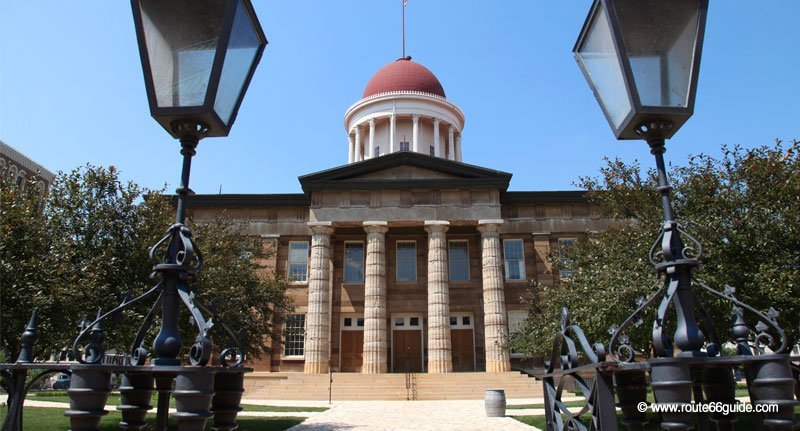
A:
[349,164,460,181]
[298,152,511,193]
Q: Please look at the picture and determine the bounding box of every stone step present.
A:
[244,371,543,400]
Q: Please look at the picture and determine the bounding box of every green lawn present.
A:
[0,407,303,431]
[27,392,328,412]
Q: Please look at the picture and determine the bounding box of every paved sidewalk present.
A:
[285,400,540,431]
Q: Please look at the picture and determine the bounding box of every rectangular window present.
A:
[344,242,365,283]
[283,314,305,357]
[507,310,528,357]
[429,145,435,156]
[400,141,410,151]
[375,146,381,157]
[448,240,470,281]
[396,241,417,282]
[288,241,309,282]
[558,238,577,279]
[503,239,526,281]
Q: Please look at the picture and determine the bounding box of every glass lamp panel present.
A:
[138,0,226,108]
[214,0,261,125]
[576,2,633,130]
[614,0,700,108]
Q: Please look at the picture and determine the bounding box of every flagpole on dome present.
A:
[402,0,407,58]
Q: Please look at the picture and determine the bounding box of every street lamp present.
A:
[130,0,267,366]
[537,1,799,430]
[573,0,707,141]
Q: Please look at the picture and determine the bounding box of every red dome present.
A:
[362,57,446,98]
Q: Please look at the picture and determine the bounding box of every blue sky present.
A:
[1,1,798,194]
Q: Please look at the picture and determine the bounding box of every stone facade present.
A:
[185,152,622,374]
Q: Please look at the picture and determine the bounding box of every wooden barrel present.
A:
[484,389,506,417]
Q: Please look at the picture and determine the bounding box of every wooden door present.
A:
[340,331,363,372]
[451,329,475,372]
[392,331,422,373]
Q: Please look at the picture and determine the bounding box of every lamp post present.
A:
[537,1,799,430]
[573,0,708,357]
[130,0,267,365]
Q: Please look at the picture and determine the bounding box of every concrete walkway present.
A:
[283,400,539,431]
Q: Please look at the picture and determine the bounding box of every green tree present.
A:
[510,141,800,359]
[1,164,290,362]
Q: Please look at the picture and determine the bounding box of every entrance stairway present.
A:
[243,372,543,401]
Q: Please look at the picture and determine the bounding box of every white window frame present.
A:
[449,312,474,329]
[287,241,309,284]
[341,314,365,331]
[395,240,417,283]
[344,241,365,284]
[558,238,577,280]
[282,313,306,358]
[507,309,528,358]
[503,239,526,281]
[448,240,470,282]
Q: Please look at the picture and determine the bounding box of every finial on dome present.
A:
[396,56,412,61]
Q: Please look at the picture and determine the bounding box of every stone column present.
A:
[455,135,462,161]
[362,221,388,373]
[368,118,376,158]
[412,114,420,153]
[389,114,396,154]
[433,118,441,158]
[348,134,355,163]
[425,220,452,373]
[304,222,334,374]
[478,220,511,372]
[354,127,362,162]
[448,126,455,161]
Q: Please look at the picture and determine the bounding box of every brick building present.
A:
[186,58,619,375]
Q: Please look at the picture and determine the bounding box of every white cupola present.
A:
[343,56,465,163]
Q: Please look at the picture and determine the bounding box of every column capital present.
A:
[412,114,420,122]
[433,117,441,125]
[477,219,504,234]
[354,126,361,136]
[363,221,388,234]
[369,118,375,127]
[424,220,450,234]
[308,221,334,235]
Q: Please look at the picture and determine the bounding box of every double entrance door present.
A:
[391,315,423,373]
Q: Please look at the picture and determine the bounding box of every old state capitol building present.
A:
[187,57,617,377]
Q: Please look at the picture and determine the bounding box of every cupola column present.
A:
[448,126,455,161]
[389,114,396,154]
[412,115,420,153]
[354,126,362,162]
[433,118,441,158]
[362,221,389,374]
[348,134,355,163]
[455,134,462,161]
[477,220,512,372]
[425,220,453,373]
[368,119,376,158]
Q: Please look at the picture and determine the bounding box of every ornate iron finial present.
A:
[16,310,39,363]
[83,309,106,364]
